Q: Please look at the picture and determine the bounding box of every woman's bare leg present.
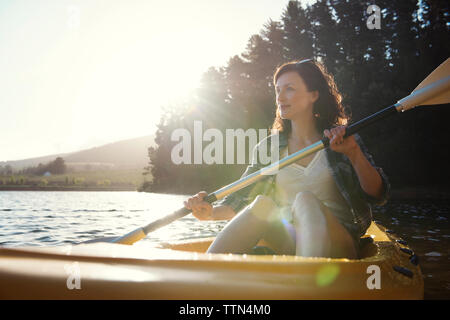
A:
[292,191,357,259]
[207,195,288,254]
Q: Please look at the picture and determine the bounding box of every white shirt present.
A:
[275,147,350,222]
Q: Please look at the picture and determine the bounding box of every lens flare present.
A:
[316,264,340,287]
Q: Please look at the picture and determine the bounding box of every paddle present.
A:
[82,57,450,245]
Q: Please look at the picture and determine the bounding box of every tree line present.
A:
[142,0,450,195]
[0,157,67,176]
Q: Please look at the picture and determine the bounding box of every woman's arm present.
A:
[210,205,237,221]
[324,126,384,201]
[346,146,383,200]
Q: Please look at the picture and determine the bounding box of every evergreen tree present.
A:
[241,20,285,128]
[281,0,314,61]
[309,0,343,71]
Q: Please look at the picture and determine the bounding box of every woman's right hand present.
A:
[184,191,213,220]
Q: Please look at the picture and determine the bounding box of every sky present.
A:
[0,0,320,162]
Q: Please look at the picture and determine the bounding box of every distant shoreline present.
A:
[145,187,450,201]
[0,186,137,192]
[1,186,450,200]
[0,168,146,192]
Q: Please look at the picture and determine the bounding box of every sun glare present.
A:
[59,4,225,146]
[24,3,211,153]
[0,0,292,161]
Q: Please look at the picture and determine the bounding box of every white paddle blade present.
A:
[413,57,450,106]
[397,58,450,111]
[421,87,450,106]
[413,58,450,92]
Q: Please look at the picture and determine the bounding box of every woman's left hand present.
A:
[323,126,359,158]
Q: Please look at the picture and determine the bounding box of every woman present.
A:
[184,59,390,259]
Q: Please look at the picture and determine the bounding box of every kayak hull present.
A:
[0,222,424,299]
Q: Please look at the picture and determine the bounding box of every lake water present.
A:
[372,200,450,300]
[0,191,227,247]
[0,191,449,299]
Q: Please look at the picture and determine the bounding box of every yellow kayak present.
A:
[0,222,423,299]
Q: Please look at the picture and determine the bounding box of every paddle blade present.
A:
[413,57,450,106]
[420,88,450,106]
[111,227,147,245]
[81,236,118,244]
[397,58,450,111]
[413,58,450,93]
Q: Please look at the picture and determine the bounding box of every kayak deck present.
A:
[0,222,423,299]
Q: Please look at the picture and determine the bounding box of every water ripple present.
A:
[35,236,52,241]
[30,229,45,233]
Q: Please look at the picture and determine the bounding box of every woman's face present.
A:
[275,71,318,121]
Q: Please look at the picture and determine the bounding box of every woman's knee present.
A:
[247,195,277,221]
[293,191,320,210]
[292,191,324,223]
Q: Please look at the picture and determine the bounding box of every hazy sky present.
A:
[0,0,319,162]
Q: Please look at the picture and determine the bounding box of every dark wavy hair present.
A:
[271,59,349,134]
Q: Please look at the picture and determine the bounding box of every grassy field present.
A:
[0,169,151,191]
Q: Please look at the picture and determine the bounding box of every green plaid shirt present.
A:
[215,131,390,238]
